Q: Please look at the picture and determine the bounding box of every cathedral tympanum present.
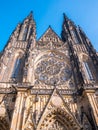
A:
[0,12,98,130]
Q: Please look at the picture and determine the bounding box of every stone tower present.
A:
[0,12,98,130]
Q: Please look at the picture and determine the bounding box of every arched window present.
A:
[11,58,21,78]
[22,27,28,41]
[83,61,93,80]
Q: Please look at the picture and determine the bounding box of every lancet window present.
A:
[22,27,28,41]
[11,58,21,78]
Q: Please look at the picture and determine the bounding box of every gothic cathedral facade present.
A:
[0,12,98,130]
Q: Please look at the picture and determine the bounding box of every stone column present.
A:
[86,90,98,128]
[10,87,27,130]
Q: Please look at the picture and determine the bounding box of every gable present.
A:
[37,88,81,130]
[37,26,64,48]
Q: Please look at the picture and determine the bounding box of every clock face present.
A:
[35,53,71,85]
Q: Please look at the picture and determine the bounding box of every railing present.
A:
[73,44,87,53]
[12,41,28,49]
[31,89,74,95]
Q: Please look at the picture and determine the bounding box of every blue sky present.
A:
[0,0,98,51]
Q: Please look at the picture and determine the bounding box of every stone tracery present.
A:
[35,52,72,85]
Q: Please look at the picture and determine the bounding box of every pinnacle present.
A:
[48,25,52,30]
[28,11,33,19]
[23,11,35,23]
[63,13,69,20]
[49,25,51,28]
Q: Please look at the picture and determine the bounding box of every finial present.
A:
[48,25,52,30]
[63,13,65,17]
[63,13,68,20]
[30,11,33,14]
[28,11,33,18]
[49,25,51,28]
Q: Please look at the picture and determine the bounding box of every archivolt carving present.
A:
[37,108,81,130]
[0,117,9,130]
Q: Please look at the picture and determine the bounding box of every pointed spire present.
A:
[62,13,69,27]
[63,13,76,28]
[17,11,36,41]
[22,11,35,24]
[27,11,33,20]
[63,13,69,21]
[61,13,70,41]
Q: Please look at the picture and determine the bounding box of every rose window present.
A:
[35,54,71,85]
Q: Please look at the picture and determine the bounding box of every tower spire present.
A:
[63,13,69,22]
[61,13,70,41]
[17,11,36,41]
[23,11,35,23]
[27,11,33,20]
[61,13,82,44]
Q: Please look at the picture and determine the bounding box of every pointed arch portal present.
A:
[37,108,81,130]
